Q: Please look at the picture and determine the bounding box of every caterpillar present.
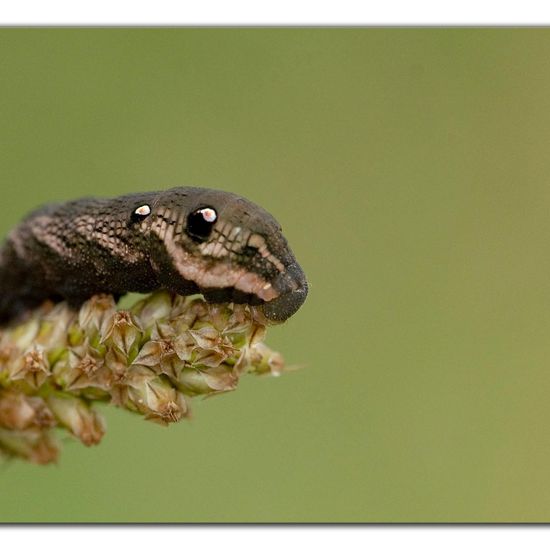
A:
[0,187,308,325]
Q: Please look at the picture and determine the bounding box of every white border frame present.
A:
[1,0,550,25]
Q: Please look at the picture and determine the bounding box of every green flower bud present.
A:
[100,310,143,357]
[0,427,58,464]
[0,391,55,430]
[8,345,51,389]
[47,394,105,446]
[124,366,189,424]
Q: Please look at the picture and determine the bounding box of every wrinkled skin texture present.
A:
[0,187,308,325]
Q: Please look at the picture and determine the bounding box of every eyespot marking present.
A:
[200,208,217,223]
[134,204,151,217]
[186,207,218,242]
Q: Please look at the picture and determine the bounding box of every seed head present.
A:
[0,290,292,464]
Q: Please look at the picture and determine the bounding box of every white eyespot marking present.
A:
[134,204,151,217]
[199,207,217,223]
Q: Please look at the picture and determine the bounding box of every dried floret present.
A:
[0,291,289,464]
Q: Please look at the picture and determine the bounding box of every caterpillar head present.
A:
[133,187,308,322]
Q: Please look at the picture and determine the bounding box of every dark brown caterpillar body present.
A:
[0,187,308,325]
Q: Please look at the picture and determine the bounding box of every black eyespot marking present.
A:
[186,207,217,242]
[131,204,151,222]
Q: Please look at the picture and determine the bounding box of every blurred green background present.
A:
[0,28,549,522]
